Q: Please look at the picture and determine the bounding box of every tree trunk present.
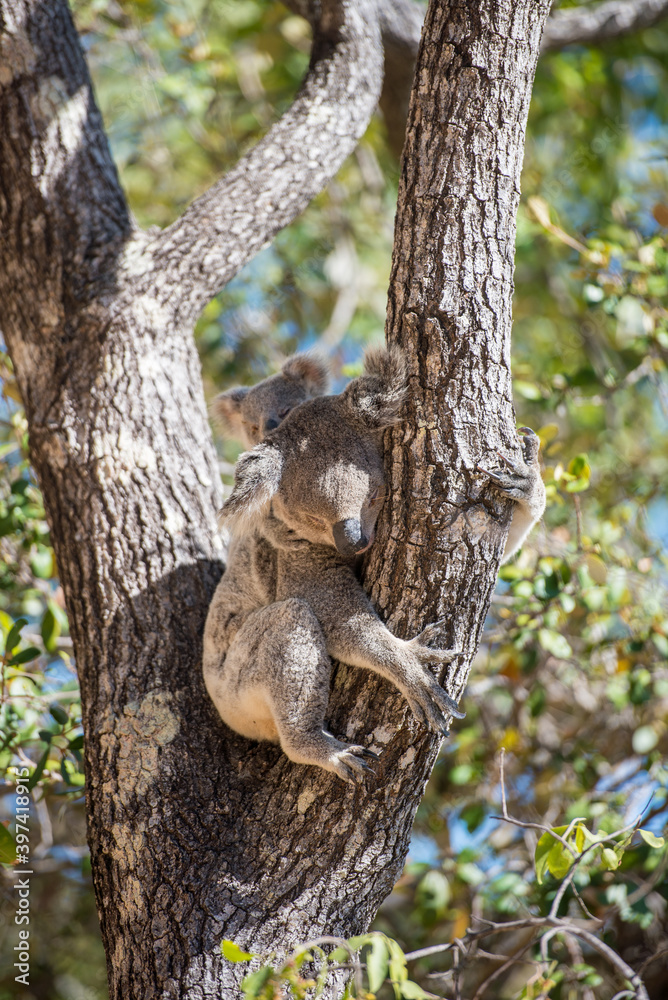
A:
[0,0,549,996]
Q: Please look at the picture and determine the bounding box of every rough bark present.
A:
[1,0,549,998]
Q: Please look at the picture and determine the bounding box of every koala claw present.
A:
[518,426,541,462]
[330,743,379,784]
[412,621,459,665]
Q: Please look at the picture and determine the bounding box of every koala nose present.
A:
[263,417,279,434]
[333,518,368,558]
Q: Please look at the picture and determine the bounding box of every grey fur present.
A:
[204,348,463,783]
[205,352,545,783]
[212,352,330,447]
[477,426,547,561]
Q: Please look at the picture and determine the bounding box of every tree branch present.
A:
[140,0,383,326]
[542,0,668,52]
[350,0,668,155]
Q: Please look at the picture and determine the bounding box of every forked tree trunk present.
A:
[0,0,549,996]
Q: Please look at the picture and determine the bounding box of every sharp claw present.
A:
[443,695,465,719]
[518,426,536,437]
[478,463,505,480]
[358,748,381,761]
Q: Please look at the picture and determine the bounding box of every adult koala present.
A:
[203,347,465,782]
[204,347,544,782]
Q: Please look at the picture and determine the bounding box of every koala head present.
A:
[220,347,407,558]
[212,353,330,448]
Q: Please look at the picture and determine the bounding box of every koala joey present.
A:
[203,347,465,783]
[212,352,330,448]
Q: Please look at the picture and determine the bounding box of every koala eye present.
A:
[305,514,326,529]
[251,425,259,437]
[278,407,292,420]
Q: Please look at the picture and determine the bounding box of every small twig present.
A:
[471,938,537,1000]
[562,933,597,1000]
[495,750,577,856]
[637,947,668,978]
[570,879,599,922]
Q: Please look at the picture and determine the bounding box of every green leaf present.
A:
[4,617,27,654]
[49,703,69,726]
[30,546,53,579]
[347,935,371,950]
[538,629,572,659]
[221,939,255,962]
[241,966,273,998]
[0,823,17,865]
[632,725,658,754]
[387,937,408,991]
[328,947,350,964]
[601,847,621,870]
[535,827,571,884]
[575,823,597,852]
[41,606,61,653]
[366,936,389,994]
[639,829,665,849]
[68,734,84,751]
[547,840,573,880]
[398,982,430,999]
[8,646,41,666]
[27,747,50,791]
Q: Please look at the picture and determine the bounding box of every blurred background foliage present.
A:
[1,1,668,997]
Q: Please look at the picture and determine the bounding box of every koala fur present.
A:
[478,427,546,562]
[204,348,546,782]
[203,347,465,783]
[212,353,330,448]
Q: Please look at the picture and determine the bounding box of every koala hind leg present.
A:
[205,598,377,783]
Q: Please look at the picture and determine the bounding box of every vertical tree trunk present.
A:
[1,0,550,996]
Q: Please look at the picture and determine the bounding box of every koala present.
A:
[204,348,546,782]
[212,352,330,448]
[478,427,546,562]
[203,347,465,783]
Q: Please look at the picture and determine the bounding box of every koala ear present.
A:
[342,346,407,429]
[281,353,330,396]
[219,444,283,527]
[211,386,250,438]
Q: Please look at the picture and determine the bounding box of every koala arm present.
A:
[478,427,547,563]
[279,555,464,733]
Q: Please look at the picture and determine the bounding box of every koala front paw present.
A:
[477,427,543,506]
[328,743,380,784]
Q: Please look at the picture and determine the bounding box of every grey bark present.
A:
[0,0,549,998]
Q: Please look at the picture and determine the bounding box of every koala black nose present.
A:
[264,417,279,434]
[333,518,368,558]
